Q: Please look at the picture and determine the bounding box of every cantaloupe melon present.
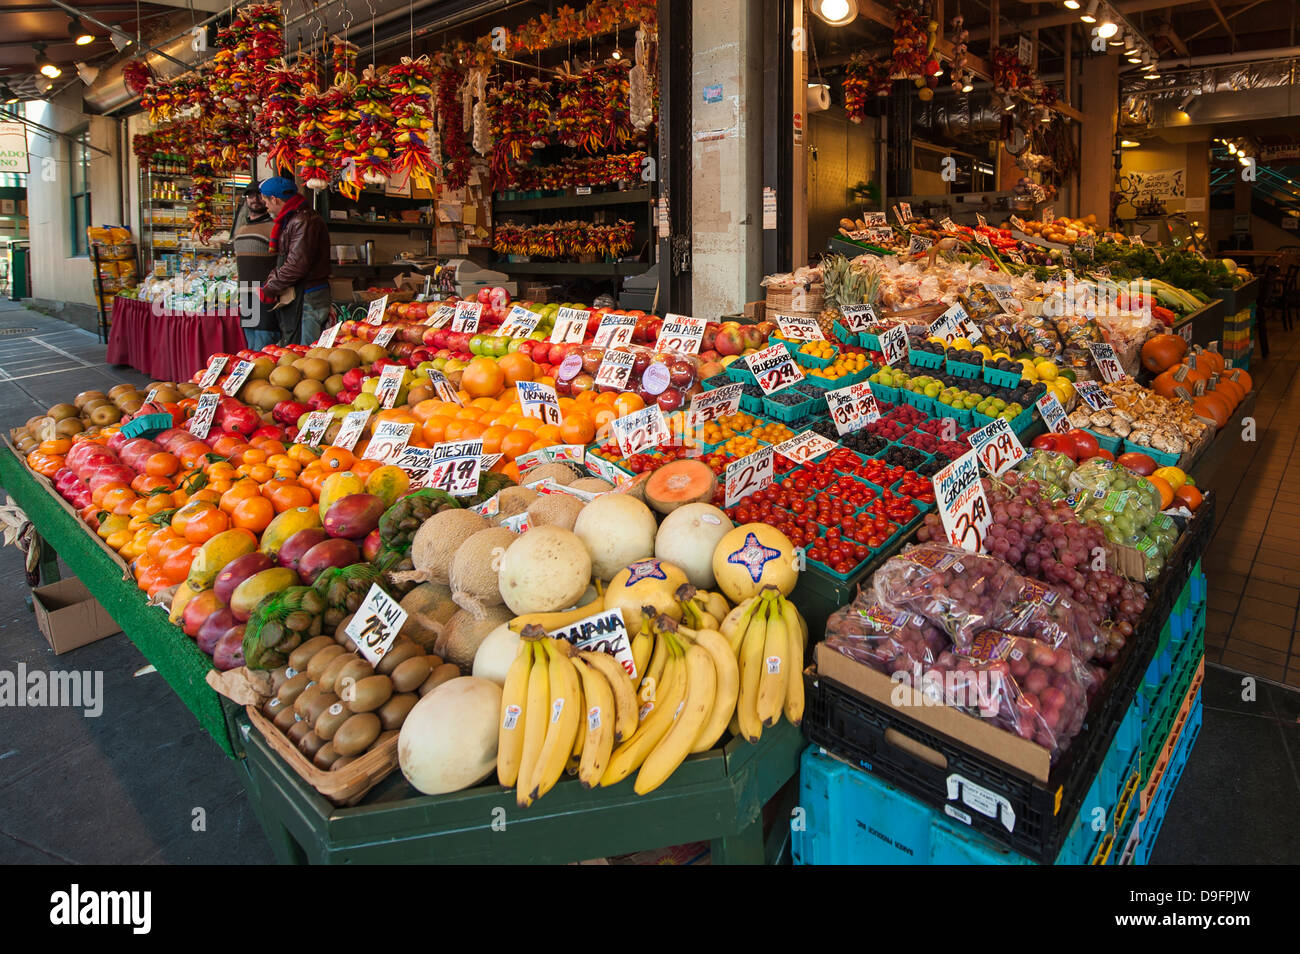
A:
[437,604,514,671]
[569,477,614,494]
[449,527,516,618]
[572,493,657,580]
[644,459,717,515]
[712,523,798,603]
[655,503,734,589]
[498,526,592,614]
[399,581,458,649]
[525,493,583,530]
[410,509,489,584]
[398,677,501,794]
[494,486,538,519]
[524,462,580,486]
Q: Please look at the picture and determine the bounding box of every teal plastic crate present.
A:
[911,349,944,369]
[983,364,1023,388]
[1084,427,1122,455]
[868,380,899,405]
[739,393,765,414]
[861,332,881,351]
[700,373,730,391]
[946,357,983,379]
[1009,406,1036,436]
[763,394,818,422]
[725,363,756,384]
[795,350,835,370]
[1132,691,1201,865]
[832,321,862,347]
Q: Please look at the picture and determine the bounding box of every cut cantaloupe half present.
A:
[644,459,718,515]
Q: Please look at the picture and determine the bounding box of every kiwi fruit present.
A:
[262,696,285,720]
[293,682,327,719]
[47,402,79,421]
[268,366,303,389]
[288,635,335,672]
[376,729,400,747]
[334,613,355,646]
[331,755,357,771]
[293,379,325,403]
[312,742,340,770]
[286,719,314,746]
[302,691,340,728]
[327,349,360,374]
[390,655,433,693]
[277,672,313,706]
[419,662,462,696]
[306,644,346,681]
[272,703,300,732]
[376,639,420,676]
[314,700,350,741]
[336,656,374,688]
[333,712,382,756]
[298,731,326,760]
[269,666,292,695]
[377,692,419,731]
[346,675,394,713]
[74,390,106,408]
[318,652,354,693]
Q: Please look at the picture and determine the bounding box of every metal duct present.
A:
[1124,57,1298,102]
[911,92,1007,143]
[83,30,214,114]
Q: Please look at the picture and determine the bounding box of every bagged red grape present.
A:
[825,595,950,676]
[1002,576,1107,662]
[872,542,1021,651]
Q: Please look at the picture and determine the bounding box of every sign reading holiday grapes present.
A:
[968,417,1027,476]
[932,449,993,554]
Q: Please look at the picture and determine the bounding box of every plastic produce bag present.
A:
[1001,576,1107,662]
[1018,312,1064,358]
[377,488,461,554]
[1016,449,1076,499]
[314,563,388,629]
[1067,459,1161,547]
[824,595,950,676]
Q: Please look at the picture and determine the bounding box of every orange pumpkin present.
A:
[1192,392,1231,427]
[1140,334,1187,373]
[1211,378,1243,408]
[1196,348,1225,375]
[1228,368,1253,393]
[1153,370,1183,400]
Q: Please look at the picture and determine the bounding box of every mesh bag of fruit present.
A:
[825,594,950,676]
[242,585,329,670]
[1001,576,1107,662]
[872,542,1022,651]
[314,563,389,626]
[377,488,461,554]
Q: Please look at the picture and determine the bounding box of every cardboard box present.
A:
[32,579,120,655]
[744,300,766,322]
[814,642,1052,784]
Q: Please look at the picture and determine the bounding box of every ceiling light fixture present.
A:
[0,83,17,105]
[1127,55,1142,64]
[611,49,620,60]
[35,44,62,79]
[1081,0,1099,23]
[1239,155,1251,165]
[75,61,99,85]
[813,0,858,26]
[110,34,132,53]
[1121,140,1140,147]
[68,17,94,45]
[1097,12,1120,39]
[961,80,974,92]
[1064,0,1080,8]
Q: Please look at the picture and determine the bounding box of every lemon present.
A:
[975,344,993,358]
[953,337,973,350]
[1153,466,1186,490]
[1018,358,1036,377]
[1054,379,1076,403]
[1036,362,1059,382]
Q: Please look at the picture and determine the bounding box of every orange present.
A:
[497,352,537,386]
[188,488,222,506]
[146,527,180,562]
[457,420,487,440]
[219,479,262,513]
[145,452,181,477]
[102,485,137,512]
[527,437,556,453]
[177,441,212,470]
[183,505,230,544]
[500,429,536,459]
[211,432,245,457]
[513,416,541,434]
[205,461,238,481]
[350,458,381,480]
[319,447,354,471]
[1173,484,1202,512]
[499,460,521,483]
[250,437,287,455]
[38,438,72,455]
[232,494,276,532]
[559,412,596,445]
[131,473,174,495]
[471,396,498,411]
[462,356,506,398]
[443,419,470,441]
[411,398,443,422]
[613,393,645,417]
[534,424,562,444]
[156,533,194,565]
[421,415,452,445]
[91,480,129,508]
[455,405,484,421]
[238,462,275,483]
[161,543,198,584]
[171,498,215,537]
[266,453,301,475]
[1147,476,1174,510]
[241,446,269,465]
[479,425,510,455]
[263,480,314,513]
[146,491,177,515]
[593,407,618,430]
[288,443,320,466]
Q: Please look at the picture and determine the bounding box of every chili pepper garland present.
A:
[123,60,154,96]
[492,220,634,259]
[260,57,305,174]
[891,0,930,79]
[505,151,646,190]
[488,78,551,184]
[434,62,471,188]
[508,0,657,54]
[389,55,437,190]
[295,83,332,190]
[843,52,892,123]
[353,64,395,184]
[323,38,362,197]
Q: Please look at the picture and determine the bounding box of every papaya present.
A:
[364,465,410,508]
[186,527,259,591]
[319,471,366,516]
[170,580,201,625]
[96,513,131,541]
[259,506,323,559]
[231,567,300,621]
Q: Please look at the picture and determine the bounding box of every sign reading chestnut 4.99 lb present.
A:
[611,406,671,457]
[452,300,482,333]
[517,380,562,426]
[594,349,637,390]
[363,420,414,463]
[655,314,706,354]
[188,393,220,439]
[592,312,637,348]
[550,307,590,344]
[424,439,484,496]
[933,448,992,554]
[345,583,408,666]
[747,344,803,394]
[969,417,1027,476]
[725,446,774,509]
[333,410,371,452]
[774,313,824,341]
[688,382,743,428]
[498,305,542,339]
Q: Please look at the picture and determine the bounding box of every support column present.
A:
[1078,55,1119,223]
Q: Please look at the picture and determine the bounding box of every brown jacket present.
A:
[262,204,331,298]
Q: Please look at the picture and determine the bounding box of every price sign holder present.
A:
[298,411,332,446]
[551,307,591,343]
[976,212,988,229]
[222,360,254,397]
[425,439,484,496]
[773,313,824,341]
[517,380,562,425]
[1035,392,1070,433]
[365,295,388,325]
[499,305,542,339]
[908,235,933,255]
[548,608,638,679]
[969,417,1027,476]
[1089,342,1127,382]
[1076,381,1115,410]
[746,344,804,395]
[592,313,636,348]
[198,355,228,388]
[879,324,910,366]
[773,431,838,465]
[928,302,980,344]
[1176,321,1194,344]
[982,282,1021,314]
[655,314,707,354]
[375,365,406,408]
[188,393,220,439]
[373,325,398,347]
[345,584,409,666]
[611,406,671,457]
[839,303,877,333]
[687,383,743,429]
[426,368,462,405]
[932,449,993,554]
[594,350,637,390]
[724,446,774,509]
[333,410,371,451]
[824,382,880,435]
[452,300,482,333]
[315,322,341,348]
[362,421,414,463]
[424,304,455,328]
[941,217,958,231]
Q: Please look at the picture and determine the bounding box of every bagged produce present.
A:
[824,596,950,675]
[1016,449,1076,499]
[1067,459,1161,547]
[1001,576,1107,662]
[377,488,461,554]
[242,585,328,670]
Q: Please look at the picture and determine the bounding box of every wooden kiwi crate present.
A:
[246,703,400,807]
[766,283,825,315]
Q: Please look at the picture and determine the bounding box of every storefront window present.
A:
[70,128,91,256]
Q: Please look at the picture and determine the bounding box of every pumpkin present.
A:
[1196,348,1225,375]
[1212,377,1243,408]
[1141,334,1187,373]
[1177,360,1209,388]
[1228,368,1253,393]
[1153,370,1182,399]
[1192,392,1231,428]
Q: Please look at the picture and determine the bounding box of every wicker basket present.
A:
[246,704,401,806]
[766,282,825,315]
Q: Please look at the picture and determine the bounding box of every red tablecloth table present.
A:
[105,296,248,382]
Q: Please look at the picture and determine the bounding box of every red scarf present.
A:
[267,193,306,254]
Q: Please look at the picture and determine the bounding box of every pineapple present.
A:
[821,254,880,335]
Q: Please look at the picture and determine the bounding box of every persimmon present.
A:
[231,495,275,532]
[182,505,231,544]
[145,452,181,477]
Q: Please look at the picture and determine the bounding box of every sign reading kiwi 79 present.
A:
[345,583,409,666]
[424,439,485,496]
[747,344,804,395]
[655,314,707,354]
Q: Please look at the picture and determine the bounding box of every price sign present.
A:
[551,307,591,343]
[1007,250,1026,265]
[941,217,958,231]
[1089,342,1127,382]
[144,387,159,405]
[187,393,220,439]
[1075,233,1095,257]
[498,305,542,339]
[517,380,562,426]
[982,282,1021,314]
[975,232,992,249]
[929,302,980,344]
[549,608,638,679]
[1042,206,1055,224]
[298,411,332,446]
[222,360,254,397]
[864,211,887,227]
[480,453,504,472]
[333,410,371,452]
[315,322,341,348]
[969,417,1027,476]
[375,364,406,408]
[365,295,388,325]
[908,235,934,256]
[575,185,592,196]
[424,304,455,327]
[198,355,228,388]
[845,229,871,241]
[898,202,913,223]
[611,406,671,457]
[1177,322,1194,344]
[725,446,774,509]
[933,449,993,554]
[394,445,435,487]
[373,324,398,347]
[1093,265,1111,280]
[824,381,881,435]
[594,349,637,390]
[655,314,707,354]
[867,227,894,244]
[879,324,910,366]
[424,439,484,497]
[839,303,878,333]
[425,368,462,405]
[1035,392,1070,433]
[345,584,409,666]
[688,383,744,428]
[774,313,824,341]
[363,420,414,462]
[773,431,838,465]
[452,300,482,333]
[1009,217,1026,233]
[1075,381,1115,410]
[747,344,804,394]
[1130,234,1145,247]
[592,312,637,348]
[976,212,988,229]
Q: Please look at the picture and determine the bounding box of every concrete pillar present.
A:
[1078,56,1118,223]
[690,0,764,319]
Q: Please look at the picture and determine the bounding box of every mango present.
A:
[231,567,300,621]
[323,493,386,540]
[365,465,410,508]
[319,470,366,516]
[186,528,259,591]
[170,581,201,625]
[259,507,323,560]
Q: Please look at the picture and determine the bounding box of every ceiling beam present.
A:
[969,0,1213,40]
[1184,0,1268,42]
[1206,0,1238,48]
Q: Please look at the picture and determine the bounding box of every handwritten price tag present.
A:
[373,324,398,347]
[549,608,638,680]
[824,382,881,436]
[982,283,1021,314]
[362,420,414,462]
[725,446,774,509]
[688,383,743,428]
[1177,322,1194,344]
[594,350,637,390]
[898,202,913,223]
[551,307,591,343]
[976,212,988,229]
[424,439,484,496]
[345,584,408,666]
[198,355,228,388]
[773,431,838,465]
[880,324,910,366]
[1042,206,1055,224]
[499,305,542,339]
[394,445,435,487]
[1076,381,1115,410]
[375,365,406,408]
[839,303,878,333]
[315,323,341,348]
[864,211,887,227]
[941,217,958,231]
[933,449,992,554]
[969,417,1027,476]
[1036,392,1070,433]
[298,411,332,446]
[747,344,804,395]
[187,393,220,439]
[332,410,371,452]
[592,313,637,348]
[517,380,562,426]
[365,295,388,325]
[222,359,254,397]
[655,314,707,354]
[774,313,824,341]
[928,302,980,344]
[452,300,482,333]
[1089,342,1127,382]
[425,368,462,405]
[424,304,455,327]
[1075,233,1095,257]
[1010,215,1027,232]
[908,234,933,255]
[611,406,671,457]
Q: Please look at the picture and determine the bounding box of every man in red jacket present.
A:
[257,176,332,345]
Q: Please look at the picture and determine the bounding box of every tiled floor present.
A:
[1196,314,1300,687]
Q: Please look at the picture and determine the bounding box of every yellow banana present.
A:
[757,593,788,727]
[779,595,806,725]
[723,596,761,655]
[641,631,668,704]
[496,641,532,788]
[508,595,605,634]
[794,605,809,649]
[630,626,653,685]
[527,638,583,803]
[572,655,617,788]
[601,647,687,787]
[737,596,768,743]
[516,641,549,807]
[570,671,588,762]
[579,650,638,743]
[704,591,730,623]
[689,628,740,753]
[635,639,717,795]
[566,752,580,776]
[728,710,741,738]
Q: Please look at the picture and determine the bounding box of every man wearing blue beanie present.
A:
[257,175,333,345]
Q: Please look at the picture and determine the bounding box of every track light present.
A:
[961,81,974,92]
[68,17,94,45]
[1121,140,1140,148]
[611,49,621,60]
[1081,0,1099,23]
[1178,92,1195,111]
[75,62,99,85]
[1127,55,1142,64]
[110,34,132,53]
[0,83,17,104]
[1063,0,1080,8]
[1097,13,1119,39]
[1239,155,1251,165]
[813,0,858,26]
[34,43,62,79]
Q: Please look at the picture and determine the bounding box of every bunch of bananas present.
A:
[721,586,808,742]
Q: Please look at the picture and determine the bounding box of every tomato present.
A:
[1065,428,1100,461]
